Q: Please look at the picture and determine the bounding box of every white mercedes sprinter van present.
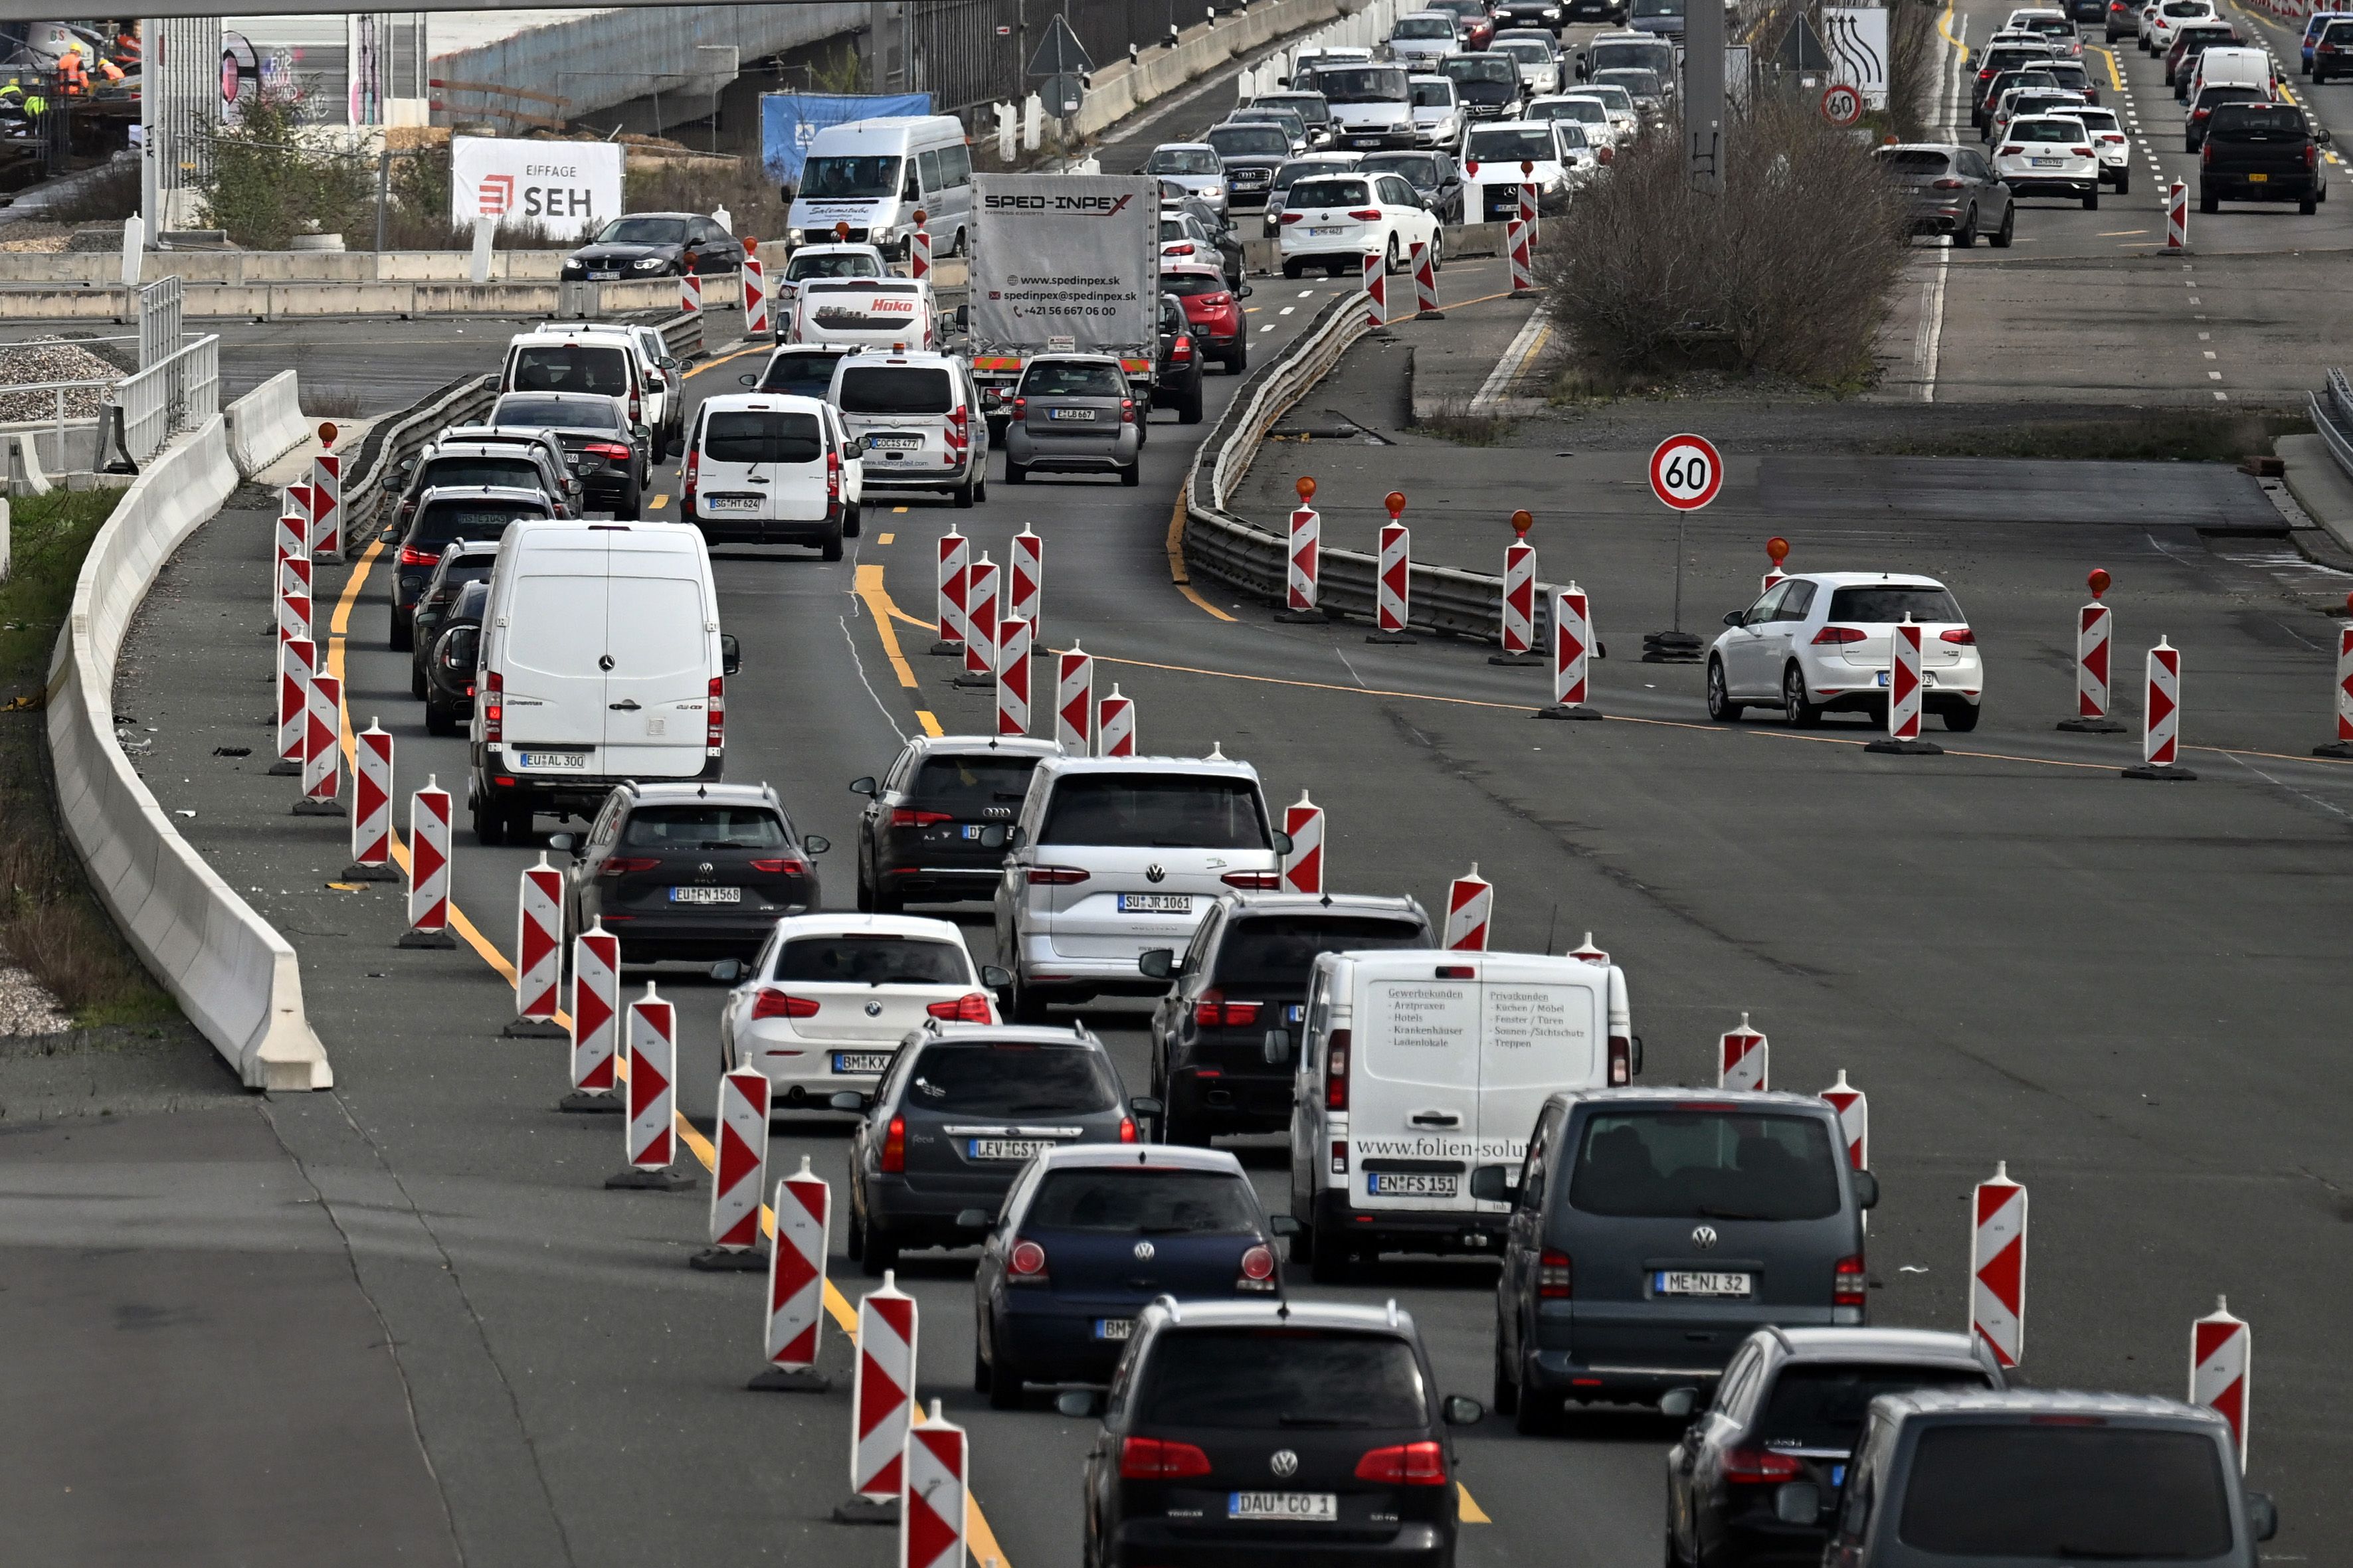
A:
[468,520,740,845]
[787,115,974,258]
[1287,946,1636,1280]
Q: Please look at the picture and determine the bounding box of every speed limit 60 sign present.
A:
[1649,434,1723,511]
[1821,84,1863,127]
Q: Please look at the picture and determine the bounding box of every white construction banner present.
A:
[450,136,622,238]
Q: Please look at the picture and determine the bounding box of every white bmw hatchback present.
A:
[717,913,1003,1108]
[1706,572,1985,731]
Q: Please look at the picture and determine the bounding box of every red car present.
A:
[1162,262,1247,374]
[1427,0,1496,50]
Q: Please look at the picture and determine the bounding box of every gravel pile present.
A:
[0,965,71,1036]
[0,222,73,254]
[0,339,120,420]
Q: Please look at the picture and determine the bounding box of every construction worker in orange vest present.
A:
[55,47,87,97]
[95,54,124,85]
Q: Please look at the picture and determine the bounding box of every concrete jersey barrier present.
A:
[224,369,310,479]
[45,413,334,1090]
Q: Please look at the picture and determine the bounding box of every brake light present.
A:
[752,988,822,1020]
[1940,627,1976,644]
[707,675,725,750]
[2192,108,2210,119]
[1598,145,1613,163]
[1608,1033,1634,1086]
[398,545,439,566]
[2000,145,2024,155]
[1120,398,1136,423]
[1220,870,1280,889]
[1330,1139,1348,1176]
[927,992,994,1023]
[947,402,969,454]
[628,392,641,424]
[1279,211,1303,223]
[2202,140,2214,165]
[892,807,954,827]
[685,445,700,496]
[827,447,841,501]
[483,669,502,742]
[2308,142,2322,168]
[1119,1116,1137,1144]
[747,857,807,875]
[1930,177,1965,189]
[1169,242,1196,255]
[1120,1436,1212,1479]
[1013,396,1026,416]
[1194,993,1264,1028]
[1356,1440,1446,1485]
[1010,1239,1048,1279]
[586,441,633,462]
[1026,865,1091,885]
[1539,1248,1572,1298]
[1238,1243,1276,1285]
[880,1114,906,1173]
[1325,1027,1351,1110]
[599,856,662,875]
[1836,1252,1868,1308]
[2071,145,2094,155]
[1723,1446,1805,1484]
[1173,333,1194,364]
[1348,207,1384,220]
[1812,626,1868,644]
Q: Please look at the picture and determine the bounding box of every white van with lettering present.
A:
[789,277,939,352]
[1286,947,1635,1281]
[787,115,974,258]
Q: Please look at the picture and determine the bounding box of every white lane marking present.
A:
[2215,390,2229,400]
[2219,747,2350,819]
[2208,370,2224,379]
[836,614,907,746]
[1919,11,1966,406]
[1279,305,1295,315]
[2204,349,2217,358]
[1473,308,1551,408]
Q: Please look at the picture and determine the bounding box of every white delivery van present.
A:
[1287,947,1636,1279]
[682,392,863,557]
[827,349,987,508]
[787,115,974,258]
[2186,44,2275,100]
[791,277,939,351]
[468,520,741,845]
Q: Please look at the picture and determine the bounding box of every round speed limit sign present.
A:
[1649,434,1724,511]
[1821,84,1863,127]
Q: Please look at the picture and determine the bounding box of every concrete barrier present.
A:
[0,273,744,322]
[224,369,310,479]
[0,249,573,287]
[1067,0,1366,141]
[45,414,334,1090]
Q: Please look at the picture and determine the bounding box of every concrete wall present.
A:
[1065,0,1398,140]
[0,250,573,287]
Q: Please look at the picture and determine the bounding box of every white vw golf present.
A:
[1706,572,1985,731]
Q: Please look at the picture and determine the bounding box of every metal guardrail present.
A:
[1182,294,1553,646]
[2310,367,2353,483]
[108,332,219,466]
[343,373,500,539]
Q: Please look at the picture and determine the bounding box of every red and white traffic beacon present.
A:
[2122,636,2196,781]
[2058,567,2128,734]
[1368,491,1415,645]
[1277,475,1325,623]
[1865,613,1942,756]
[2316,590,2353,758]
[1491,509,1543,667]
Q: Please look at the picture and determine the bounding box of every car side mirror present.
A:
[1270,1214,1302,1237]
[980,964,1012,990]
[979,824,1008,849]
[396,454,418,472]
[1262,1029,1290,1065]
[1010,826,1028,849]
[1724,610,1744,627]
[1659,1385,1700,1419]
[850,775,878,796]
[1056,1389,1103,1419]
[955,1207,993,1231]
[1631,1035,1644,1074]
[803,835,830,855]
[1139,948,1175,980]
[1129,1095,1163,1120]
[1271,829,1293,857]
[955,303,971,329]
[1468,1165,1519,1202]
[1773,1482,1823,1526]
[2247,1492,2279,1542]
[659,356,680,371]
[709,958,746,982]
[721,633,742,676]
[1442,1395,1485,1426]
[1853,1169,1880,1210]
[828,1090,868,1113]
[549,832,576,854]
[739,373,758,387]
[2319,127,2334,145]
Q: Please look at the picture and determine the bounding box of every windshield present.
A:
[490,394,619,430]
[1467,127,1556,162]
[418,456,540,491]
[591,217,686,245]
[1568,1109,1842,1221]
[1026,1168,1260,1233]
[800,154,900,199]
[1289,177,1370,208]
[1040,776,1270,849]
[775,935,968,986]
[1135,1330,1427,1429]
[702,409,822,465]
[1396,16,1454,37]
[1444,54,1521,84]
[1312,66,1410,102]
[786,250,880,281]
[1022,361,1128,398]
[1272,159,1350,192]
[1898,1426,2234,1558]
[1754,1364,1992,1451]
[2194,84,2264,107]
[1361,153,1442,184]
[912,753,1041,811]
[622,806,785,849]
[510,343,632,396]
[1825,585,1963,622]
[1149,147,1222,174]
[1535,98,1607,122]
[1596,67,1663,94]
[1260,93,1331,122]
[759,351,846,396]
[837,365,954,415]
[1208,125,1290,157]
[1212,915,1428,990]
[903,1041,1121,1116]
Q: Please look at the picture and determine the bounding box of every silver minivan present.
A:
[826,350,987,509]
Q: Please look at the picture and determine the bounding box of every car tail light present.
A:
[1356,1440,1447,1486]
[2071,145,2094,155]
[1348,207,1384,220]
[1598,145,1613,163]
[1009,1238,1049,1280]
[1538,1248,1572,1298]
[587,441,633,462]
[1120,1436,1211,1479]
[684,446,700,496]
[483,669,502,742]
[747,857,808,875]
[927,992,994,1023]
[1812,626,1868,645]
[1325,1027,1351,1110]
[1608,1033,1634,1085]
[1194,992,1264,1028]
[1120,398,1136,423]
[2308,143,2322,168]
[1723,1446,1806,1484]
[1940,627,1976,644]
[1168,242,1196,255]
[1026,865,1091,885]
[628,392,641,424]
[599,856,662,875]
[1836,1252,1868,1308]
[1173,333,1194,364]
[1329,1138,1348,1176]
[2202,141,2215,164]
[398,544,439,566]
[1279,211,1303,223]
[826,447,841,501]
[2000,145,2024,155]
[1220,870,1280,889]
[947,402,969,452]
[880,1114,906,1173]
[752,988,822,1020]
[1930,177,1965,189]
[1013,396,1026,416]
[2192,108,2210,120]
[1238,1243,1276,1287]
[892,807,954,827]
[707,675,725,750]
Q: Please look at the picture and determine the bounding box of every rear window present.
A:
[759,353,846,396]
[411,501,543,545]
[419,456,541,491]
[1208,125,1289,157]
[2010,118,2086,141]
[703,409,823,464]
[511,343,632,397]
[1135,1330,1426,1429]
[903,1041,1121,1116]
[2209,103,2306,135]
[785,251,880,282]
[1396,16,1455,37]
[2193,84,2263,107]
[1025,1168,1260,1233]
[1289,177,1370,208]
[1568,1109,1842,1221]
[911,752,1040,812]
[1825,585,1962,623]
[1535,98,1607,122]
[774,936,967,986]
[1596,68,1663,94]
[1021,361,1127,398]
[1162,272,1228,298]
[620,806,786,849]
[837,366,954,415]
[1211,915,1428,990]
[1753,1363,1993,1451]
[1897,1425,2235,1557]
[1040,775,1269,850]
[1879,149,1951,171]
[494,395,620,431]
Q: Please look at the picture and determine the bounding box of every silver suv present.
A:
[992,754,1287,1020]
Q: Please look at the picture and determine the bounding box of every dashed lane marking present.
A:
[915,709,945,737]
[647,493,668,510]
[877,531,895,545]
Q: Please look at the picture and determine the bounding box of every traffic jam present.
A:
[277,4,2308,1567]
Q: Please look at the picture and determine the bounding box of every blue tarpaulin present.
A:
[760,93,935,186]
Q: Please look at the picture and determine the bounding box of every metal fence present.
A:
[110,333,221,466]
[2311,368,2353,484]
[138,278,184,371]
[141,17,223,231]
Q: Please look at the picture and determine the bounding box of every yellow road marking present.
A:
[1938,0,1964,51]
[893,505,909,513]
[2097,43,2123,91]
[915,709,945,737]
[1458,1482,1492,1524]
[2097,228,2150,235]
[648,493,668,510]
[682,344,766,380]
[877,531,895,545]
[853,563,921,687]
[1165,489,1238,621]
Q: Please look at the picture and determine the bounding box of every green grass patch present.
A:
[1865,410,2309,464]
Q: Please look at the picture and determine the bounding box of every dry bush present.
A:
[1543,98,1910,388]
[1418,396,1517,444]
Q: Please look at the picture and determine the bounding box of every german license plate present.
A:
[969,1138,1055,1160]
[1287,1003,1305,1023]
[867,433,922,449]
[1655,1270,1754,1296]
[588,270,619,280]
[2248,172,2268,182]
[1230,1492,1338,1522]
[565,456,582,468]
[670,885,741,904]
[1309,225,1342,235]
[832,1051,894,1074]
[2031,156,2062,166]
[1118,893,1192,913]
[1095,1317,1135,1341]
[706,495,759,512]
[1048,406,1097,421]
[1369,1171,1458,1197]
[517,750,586,769]
[1832,1464,1848,1488]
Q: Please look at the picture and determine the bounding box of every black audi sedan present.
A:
[561,211,746,280]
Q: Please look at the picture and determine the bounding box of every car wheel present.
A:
[649,431,667,466]
[1953,207,1976,248]
[1119,460,1142,487]
[1227,339,1249,374]
[389,608,413,653]
[1491,1338,1521,1416]
[843,504,861,539]
[871,875,904,914]
[2199,187,2219,213]
[426,702,456,737]
[619,479,643,519]
[2301,194,2320,215]
[2115,168,2128,198]
[1385,235,1404,274]
[1163,1096,1209,1147]
[472,792,506,847]
[1011,976,1051,1024]
[972,1337,994,1395]
[1990,202,2016,248]
[1287,1215,1314,1265]
[987,1338,1024,1410]
[1513,1348,1557,1435]
[856,865,875,913]
[1782,664,1822,728]
[411,663,428,701]
[820,521,844,562]
[1180,381,1205,422]
[1282,258,1303,279]
[1430,232,1444,271]
[953,476,976,508]
[861,1217,899,1276]
[1944,701,1982,733]
[1005,460,1028,484]
[845,1191,867,1263]
[1309,1220,1350,1284]
[1705,658,1744,722]
[975,475,988,503]
[2082,189,2099,211]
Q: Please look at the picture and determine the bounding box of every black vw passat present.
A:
[1072,1297,1483,1568]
